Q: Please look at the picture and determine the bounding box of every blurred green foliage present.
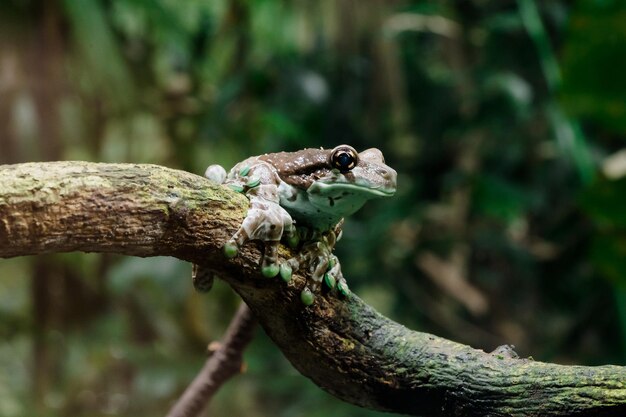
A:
[1,0,626,416]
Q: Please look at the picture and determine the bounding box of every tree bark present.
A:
[1,161,625,417]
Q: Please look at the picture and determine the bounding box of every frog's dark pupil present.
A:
[338,153,351,167]
[333,152,355,172]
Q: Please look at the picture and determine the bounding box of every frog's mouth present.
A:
[304,182,394,218]
[305,164,397,214]
[307,181,396,198]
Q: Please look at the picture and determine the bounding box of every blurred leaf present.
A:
[473,175,528,223]
[518,0,561,91]
[546,103,595,185]
[580,178,626,228]
[63,0,136,111]
[518,0,595,184]
[261,110,302,140]
[560,0,626,133]
[483,11,524,32]
[590,234,626,287]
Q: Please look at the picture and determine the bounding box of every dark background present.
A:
[1,0,625,416]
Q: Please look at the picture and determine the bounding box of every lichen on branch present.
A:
[1,161,625,417]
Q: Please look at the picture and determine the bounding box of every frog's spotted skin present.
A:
[193,145,397,304]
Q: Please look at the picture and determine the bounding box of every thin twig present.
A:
[166,302,257,417]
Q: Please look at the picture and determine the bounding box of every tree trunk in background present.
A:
[0,8,23,164]
[32,0,65,161]
[30,0,66,410]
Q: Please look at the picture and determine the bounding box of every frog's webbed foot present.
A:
[326,255,350,297]
[286,228,350,305]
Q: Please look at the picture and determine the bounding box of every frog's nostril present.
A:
[384,169,398,185]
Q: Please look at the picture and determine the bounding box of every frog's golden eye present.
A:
[330,145,359,173]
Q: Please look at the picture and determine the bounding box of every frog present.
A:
[193,144,397,305]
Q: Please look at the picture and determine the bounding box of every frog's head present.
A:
[265,144,396,230]
[301,145,396,229]
[306,145,397,217]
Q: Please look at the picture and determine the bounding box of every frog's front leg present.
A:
[225,192,295,276]
[223,164,296,277]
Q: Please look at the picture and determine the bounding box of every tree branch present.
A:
[166,303,257,417]
[1,161,625,417]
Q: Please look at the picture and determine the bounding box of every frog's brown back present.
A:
[258,148,331,189]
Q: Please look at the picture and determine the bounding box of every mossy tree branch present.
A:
[1,161,625,417]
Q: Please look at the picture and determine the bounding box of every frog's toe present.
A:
[337,278,351,298]
[323,272,336,290]
[279,263,292,282]
[204,164,227,184]
[310,256,329,283]
[223,227,252,259]
[300,287,315,306]
[223,240,239,258]
[261,241,280,277]
[261,263,280,278]
[286,231,300,248]
[323,255,345,292]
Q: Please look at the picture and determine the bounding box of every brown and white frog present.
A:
[194,145,397,305]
